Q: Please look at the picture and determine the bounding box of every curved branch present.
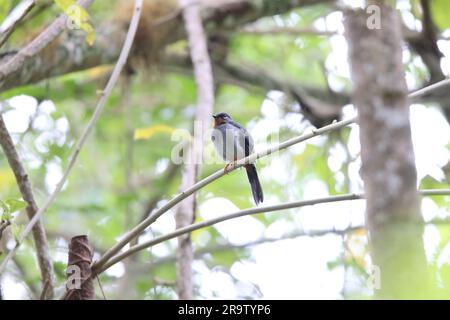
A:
[91,116,357,272]
[95,189,450,274]
[92,75,449,273]
[0,0,143,276]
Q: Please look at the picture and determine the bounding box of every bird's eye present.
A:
[211,136,215,141]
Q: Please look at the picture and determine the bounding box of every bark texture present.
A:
[344,4,431,298]
[65,235,94,300]
[0,0,332,92]
[175,0,215,300]
[0,115,55,299]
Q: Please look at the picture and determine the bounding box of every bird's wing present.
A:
[230,121,254,157]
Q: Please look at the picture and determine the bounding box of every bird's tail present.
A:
[245,164,264,205]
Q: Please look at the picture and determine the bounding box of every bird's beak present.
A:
[212,114,218,119]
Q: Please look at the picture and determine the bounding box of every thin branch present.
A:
[146,226,363,268]
[95,189,450,274]
[237,26,336,37]
[130,161,181,247]
[0,0,143,277]
[10,256,39,299]
[0,115,55,299]
[0,0,94,85]
[39,280,50,300]
[92,116,357,273]
[0,0,36,49]
[96,193,363,273]
[91,77,450,274]
[409,78,450,99]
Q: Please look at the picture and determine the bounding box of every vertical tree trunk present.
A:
[344,2,431,298]
[65,235,94,300]
[175,0,215,300]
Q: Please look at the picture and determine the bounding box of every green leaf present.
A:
[134,125,181,141]
[0,200,10,220]
[0,1,11,23]
[5,199,27,213]
[1,199,27,220]
[54,0,96,45]
[11,223,23,241]
[431,0,450,30]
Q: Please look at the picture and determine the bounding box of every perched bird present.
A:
[211,113,264,205]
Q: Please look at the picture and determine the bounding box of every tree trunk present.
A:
[65,235,94,300]
[344,3,431,298]
[174,0,216,300]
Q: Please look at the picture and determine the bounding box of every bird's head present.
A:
[212,112,232,127]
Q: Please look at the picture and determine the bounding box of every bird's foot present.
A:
[224,161,236,174]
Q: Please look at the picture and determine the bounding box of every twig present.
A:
[238,26,336,37]
[39,280,50,300]
[409,78,450,99]
[92,117,357,273]
[12,256,40,299]
[0,0,143,277]
[0,115,55,299]
[144,226,364,269]
[91,64,450,275]
[94,189,450,274]
[0,0,94,84]
[95,193,363,273]
[0,0,36,49]
[96,275,106,300]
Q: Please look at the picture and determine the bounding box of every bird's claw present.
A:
[224,161,235,174]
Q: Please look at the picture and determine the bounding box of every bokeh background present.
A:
[0,0,450,299]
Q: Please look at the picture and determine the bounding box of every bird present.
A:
[211,112,264,205]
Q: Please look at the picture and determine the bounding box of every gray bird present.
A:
[211,113,264,205]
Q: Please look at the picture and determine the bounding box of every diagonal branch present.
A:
[0,0,143,278]
[91,68,450,274]
[0,0,94,85]
[141,227,364,270]
[0,115,55,299]
[95,189,450,274]
[91,116,357,273]
[0,0,36,49]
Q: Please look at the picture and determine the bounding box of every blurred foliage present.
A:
[54,0,95,45]
[0,0,449,300]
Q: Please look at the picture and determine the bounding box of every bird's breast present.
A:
[211,125,246,161]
